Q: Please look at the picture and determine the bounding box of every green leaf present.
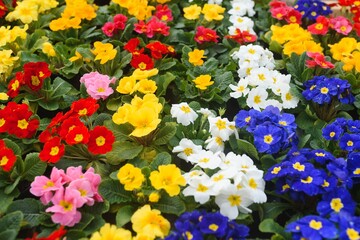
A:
[152,195,186,215]
[3,139,21,156]
[0,230,17,240]
[214,71,234,91]
[83,216,106,235]
[104,121,133,142]
[116,205,136,227]
[157,58,177,71]
[7,198,44,227]
[65,230,86,240]
[0,211,23,234]
[285,52,307,84]
[258,202,293,221]
[4,176,21,195]
[259,219,291,240]
[50,77,74,99]
[234,139,259,160]
[149,152,172,171]
[153,122,177,145]
[38,100,60,111]
[155,72,176,96]
[22,153,47,181]
[99,179,132,204]
[298,134,311,149]
[73,212,94,230]
[0,189,17,214]
[106,141,143,165]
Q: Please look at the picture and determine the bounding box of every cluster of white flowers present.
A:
[227,0,256,36]
[230,44,299,110]
[170,103,267,220]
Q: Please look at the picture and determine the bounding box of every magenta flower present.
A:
[102,22,117,37]
[80,72,115,100]
[46,187,83,227]
[330,16,352,35]
[30,167,66,204]
[113,14,128,30]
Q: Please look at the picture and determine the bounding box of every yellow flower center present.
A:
[196,184,208,192]
[78,108,87,116]
[347,141,354,147]
[17,119,29,129]
[322,180,329,187]
[309,220,322,230]
[11,80,19,91]
[209,224,219,231]
[60,200,73,211]
[285,92,293,101]
[199,158,209,163]
[279,121,287,126]
[347,228,360,240]
[183,147,193,156]
[245,116,251,123]
[97,87,105,92]
[180,106,191,113]
[310,85,316,90]
[31,76,41,86]
[254,95,261,104]
[315,152,325,157]
[293,162,305,171]
[185,231,193,240]
[315,23,323,30]
[353,168,360,175]
[0,156,9,166]
[75,134,83,142]
[330,198,343,212]
[96,136,106,146]
[50,146,59,156]
[258,74,266,81]
[329,132,336,137]
[321,87,329,94]
[249,178,257,189]
[271,167,281,174]
[138,62,147,70]
[282,184,290,191]
[43,180,54,189]
[301,176,313,184]
[79,189,87,196]
[0,118,5,127]
[264,134,273,144]
[215,119,226,130]
[227,195,241,206]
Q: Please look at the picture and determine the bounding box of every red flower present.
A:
[70,97,99,117]
[134,21,148,35]
[146,41,169,59]
[225,29,257,44]
[308,16,329,35]
[88,126,115,154]
[0,106,11,133]
[353,22,360,36]
[39,137,65,163]
[270,6,291,20]
[65,125,90,145]
[269,0,287,9]
[38,129,56,143]
[102,22,117,37]
[0,1,8,18]
[284,9,302,24]
[0,143,17,172]
[146,17,170,38]
[7,72,24,98]
[130,53,154,70]
[338,0,354,6]
[25,226,67,240]
[23,62,51,91]
[195,26,219,44]
[113,14,128,30]
[353,12,360,23]
[59,116,84,139]
[155,4,173,22]
[306,52,334,69]
[124,38,144,56]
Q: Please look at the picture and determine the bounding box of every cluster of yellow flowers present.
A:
[112,0,154,21]
[90,205,170,240]
[271,24,323,56]
[91,41,117,65]
[49,0,97,31]
[117,163,185,198]
[117,68,158,95]
[112,94,162,137]
[183,3,225,21]
[330,37,360,72]
[6,0,58,24]
[0,25,28,47]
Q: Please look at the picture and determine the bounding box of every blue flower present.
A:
[323,123,344,141]
[310,149,336,164]
[347,152,360,183]
[338,213,360,240]
[294,0,332,21]
[198,212,228,237]
[317,187,356,220]
[347,120,360,133]
[225,220,249,240]
[339,134,360,152]
[286,215,337,240]
[253,124,283,154]
[291,169,324,196]
[235,110,252,129]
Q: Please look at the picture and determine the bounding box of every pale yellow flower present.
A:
[42,42,56,57]
[6,2,39,24]
[183,5,201,20]
[0,50,19,74]
[90,223,132,240]
[202,4,225,21]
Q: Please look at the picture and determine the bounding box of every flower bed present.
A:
[0,0,360,239]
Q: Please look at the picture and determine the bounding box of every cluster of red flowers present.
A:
[269,0,302,24]
[0,102,39,138]
[7,62,51,98]
[0,139,17,172]
[124,37,175,70]
[101,14,128,37]
[38,97,115,163]
[225,29,257,44]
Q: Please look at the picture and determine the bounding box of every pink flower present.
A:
[135,18,170,38]
[30,167,66,205]
[102,22,117,37]
[306,52,334,69]
[330,16,353,35]
[68,178,95,206]
[155,4,173,22]
[80,72,115,100]
[270,6,291,20]
[46,187,83,227]
[114,14,128,30]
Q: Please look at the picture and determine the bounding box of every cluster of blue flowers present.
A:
[235,106,297,154]
[294,0,332,21]
[165,210,249,240]
[302,76,354,105]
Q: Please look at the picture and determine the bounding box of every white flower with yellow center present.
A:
[210,170,232,194]
[228,16,255,34]
[172,138,202,162]
[170,102,198,126]
[188,150,222,169]
[183,175,216,204]
[247,67,272,88]
[215,184,253,219]
[246,87,268,110]
[235,170,267,203]
[208,116,234,141]
[229,78,250,98]
[229,0,255,16]
[205,136,225,153]
[197,108,216,118]
[281,90,299,109]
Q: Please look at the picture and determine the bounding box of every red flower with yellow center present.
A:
[70,97,99,117]
[87,126,115,154]
[130,54,154,70]
[65,125,89,145]
[39,137,65,163]
[23,62,51,91]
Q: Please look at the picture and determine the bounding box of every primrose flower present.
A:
[192,74,214,90]
[149,164,186,196]
[92,41,117,64]
[90,223,132,240]
[201,4,225,22]
[131,205,170,239]
[183,5,201,20]
[172,138,202,161]
[0,50,19,75]
[183,174,216,204]
[117,163,145,191]
[170,102,198,126]
[188,49,206,66]
[80,72,116,100]
[0,140,17,172]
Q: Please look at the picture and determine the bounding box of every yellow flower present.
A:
[149,164,186,197]
[329,37,358,61]
[5,2,39,24]
[90,223,132,240]
[49,18,67,31]
[127,0,154,21]
[117,163,145,191]
[9,25,28,43]
[304,40,323,54]
[133,234,152,240]
[353,51,360,72]
[0,26,10,47]
[183,5,202,20]
[136,79,157,94]
[148,192,160,202]
[0,50,19,74]
[131,205,170,239]
[117,76,138,94]
[112,0,129,8]
[92,41,117,64]
[283,41,306,56]
[131,94,162,113]
[112,103,133,125]
[69,51,83,62]
[127,107,161,137]
[31,0,59,13]
[188,49,206,66]
[201,4,225,21]
[132,68,159,80]
[193,74,214,90]
[156,0,171,4]
[42,42,56,57]
[0,93,9,101]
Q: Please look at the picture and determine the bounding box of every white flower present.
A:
[208,116,234,141]
[281,90,299,109]
[246,87,268,110]
[183,175,216,204]
[229,79,250,98]
[215,184,253,219]
[170,102,198,126]
[188,150,222,169]
[247,67,273,88]
[197,108,216,118]
[205,136,225,153]
[219,152,257,173]
[210,170,232,194]
[237,61,258,78]
[229,0,255,16]
[207,0,223,4]
[271,82,290,96]
[235,170,267,203]
[183,170,207,183]
[172,138,202,161]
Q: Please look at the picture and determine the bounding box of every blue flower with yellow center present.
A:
[294,0,332,21]
[291,169,324,196]
[323,123,344,141]
[198,212,228,237]
[253,124,283,154]
[338,214,360,240]
[339,134,360,152]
